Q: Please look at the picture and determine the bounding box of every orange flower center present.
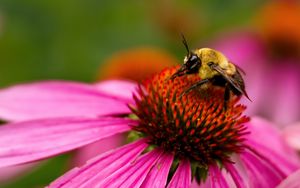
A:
[130,66,250,166]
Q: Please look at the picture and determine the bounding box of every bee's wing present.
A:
[210,64,251,101]
[229,61,246,75]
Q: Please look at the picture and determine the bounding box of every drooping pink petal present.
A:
[283,122,300,150]
[240,150,284,188]
[243,63,300,126]
[141,152,174,188]
[244,117,300,174]
[0,81,131,121]
[224,162,246,188]
[0,163,35,182]
[191,180,210,188]
[99,148,162,188]
[0,117,135,168]
[94,80,138,103]
[239,61,269,116]
[209,164,229,188]
[277,169,300,188]
[212,32,265,66]
[72,134,125,166]
[266,65,300,126]
[167,159,191,188]
[245,140,299,176]
[49,139,148,188]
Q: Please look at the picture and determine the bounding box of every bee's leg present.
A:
[179,78,210,98]
[223,84,230,110]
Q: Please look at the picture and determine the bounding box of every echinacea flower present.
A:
[0,67,299,187]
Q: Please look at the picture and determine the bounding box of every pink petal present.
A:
[191,180,210,188]
[277,169,300,188]
[167,159,191,188]
[73,134,125,166]
[240,61,269,116]
[49,139,148,188]
[209,164,229,188]
[240,150,284,188]
[245,117,300,174]
[283,122,300,150]
[0,117,134,168]
[0,163,35,182]
[141,152,174,188]
[212,31,264,65]
[0,81,131,121]
[224,162,246,188]
[266,65,300,126]
[94,80,138,103]
[99,148,163,188]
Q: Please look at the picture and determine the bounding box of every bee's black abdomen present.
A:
[211,75,227,87]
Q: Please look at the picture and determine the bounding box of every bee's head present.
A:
[183,52,201,74]
[169,35,201,80]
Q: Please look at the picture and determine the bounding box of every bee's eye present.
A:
[185,54,201,74]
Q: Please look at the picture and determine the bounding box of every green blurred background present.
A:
[0,0,262,86]
[0,0,266,187]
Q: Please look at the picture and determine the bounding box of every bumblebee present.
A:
[170,36,251,107]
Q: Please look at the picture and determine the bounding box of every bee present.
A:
[170,35,251,108]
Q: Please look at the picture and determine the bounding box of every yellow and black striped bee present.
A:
[170,36,251,107]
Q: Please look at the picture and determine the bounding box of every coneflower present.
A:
[0,67,299,187]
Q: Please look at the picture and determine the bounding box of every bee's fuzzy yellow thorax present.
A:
[194,48,235,79]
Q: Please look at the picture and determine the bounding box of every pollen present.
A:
[130,66,250,166]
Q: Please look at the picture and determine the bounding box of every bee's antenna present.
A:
[181,33,190,54]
